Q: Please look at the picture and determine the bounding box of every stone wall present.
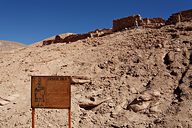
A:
[42,9,191,46]
[43,35,64,45]
[112,15,143,32]
[143,18,165,28]
[89,29,113,38]
[43,40,53,45]
[62,28,112,43]
[42,28,113,45]
[63,33,91,43]
[166,9,192,24]
[54,35,63,43]
[112,15,165,31]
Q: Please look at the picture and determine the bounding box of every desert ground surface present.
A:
[0,21,192,128]
[0,40,26,52]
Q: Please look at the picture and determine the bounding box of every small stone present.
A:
[108,103,115,107]
[171,34,179,39]
[150,90,161,97]
[139,93,152,101]
[155,44,162,48]
[183,40,189,43]
[121,100,128,109]
[154,118,163,124]
[176,124,183,128]
[129,87,138,94]
[149,105,161,113]
[0,100,9,106]
[98,64,105,69]
[164,52,174,65]
[175,48,181,52]
[130,101,150,112]
[48,123,53,128]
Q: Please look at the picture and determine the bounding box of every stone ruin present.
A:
[112,9,191,31]
[42,35,64,45]
[42,9,192,46]
[43,29,113,45]
[112,15,143,32]
[62,29,113,43]
[112,15,166,32]
[143,18,165,28]
[166,9,192,25]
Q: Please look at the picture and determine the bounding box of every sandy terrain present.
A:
[0,40,26,52]
[0,21,192,128]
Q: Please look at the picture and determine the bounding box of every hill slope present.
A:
[31,33,73,47]
[0,21,192,128]
[0,40,26,52]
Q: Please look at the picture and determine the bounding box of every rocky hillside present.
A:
[0,20,192,128]
[0,40,26,52]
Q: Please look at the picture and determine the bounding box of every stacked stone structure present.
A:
[143,18,165,28]
[42,9,192,46]
[166,9,192,24]
[112,15,143,32]
[43,29,113,45]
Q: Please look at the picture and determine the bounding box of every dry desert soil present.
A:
[0,21,192,128]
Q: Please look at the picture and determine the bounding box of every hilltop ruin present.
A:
[166,9,192,24]
[42,9,192,46]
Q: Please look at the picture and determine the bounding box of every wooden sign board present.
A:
[31,76,71,109]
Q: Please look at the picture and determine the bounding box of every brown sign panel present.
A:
[31,76,71,109]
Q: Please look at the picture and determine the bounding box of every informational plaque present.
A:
[31,76,71,109]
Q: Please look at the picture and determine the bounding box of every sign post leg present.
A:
[32,108,35,128]
[68,108,71,128]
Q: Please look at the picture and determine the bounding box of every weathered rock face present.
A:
[166,9,192,25]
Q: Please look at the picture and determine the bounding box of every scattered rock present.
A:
[164,52,175,65]
[72,79,91,84]
[150,90,161,97]
[79,98,111,110]
[139,93,152,101]
[183,40,190,44]
[155,44,163,48]
[129,101,150,112]
[0,94,19,106]
[71,76,91,84]
[175,48,181,52]
[149,105,161,113]
[129,87,138,94]
[171,33,179,39]
[0,99,10,106]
